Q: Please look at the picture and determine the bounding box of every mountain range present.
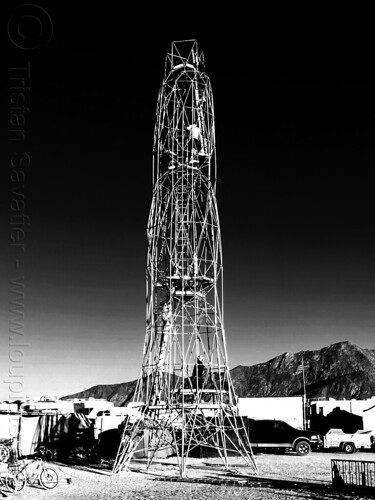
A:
[62,341,375,405]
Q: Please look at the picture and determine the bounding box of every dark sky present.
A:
[1,4,374,399]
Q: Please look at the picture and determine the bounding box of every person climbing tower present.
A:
[187,123,202,163]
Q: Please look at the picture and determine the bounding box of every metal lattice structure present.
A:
[113,40,257,476]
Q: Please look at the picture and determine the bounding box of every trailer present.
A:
[323,428,374,453]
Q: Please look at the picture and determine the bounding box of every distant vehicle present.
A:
[247,419,322,456]
[323,428,375,453]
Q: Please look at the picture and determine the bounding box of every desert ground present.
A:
[1,451,375,499]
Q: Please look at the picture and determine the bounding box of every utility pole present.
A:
[297,356,308,430]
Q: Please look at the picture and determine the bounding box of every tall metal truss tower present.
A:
[113,40,257,476]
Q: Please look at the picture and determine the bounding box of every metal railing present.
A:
[332,459,375,490]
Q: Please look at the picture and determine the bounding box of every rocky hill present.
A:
[62,341,375,405]
[61,380,137,406]
[231,341,375,399]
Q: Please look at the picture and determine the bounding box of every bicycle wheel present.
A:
[5,471,26,494]
[36,445,54,461]
[44,448,54,461]
[0,444,10,463]
[39,467,58,489]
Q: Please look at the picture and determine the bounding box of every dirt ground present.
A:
[1,451,375,499]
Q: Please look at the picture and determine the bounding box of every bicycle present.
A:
[0,462,27,494]
[15,457,59,491]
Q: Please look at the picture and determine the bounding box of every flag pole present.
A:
[301,355,306,430]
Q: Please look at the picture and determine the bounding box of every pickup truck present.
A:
[247,419,323,456]
[323,428,375,453]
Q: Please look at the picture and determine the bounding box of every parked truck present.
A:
[247,419,323,455]
[323,428,375,453]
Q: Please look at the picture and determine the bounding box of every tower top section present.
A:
[165,39,205,74]
[153,39,216,185]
